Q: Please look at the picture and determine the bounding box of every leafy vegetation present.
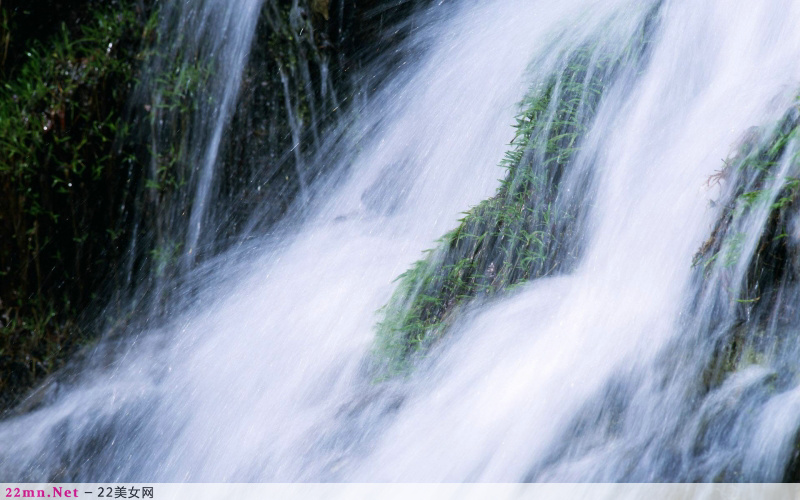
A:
[0,2,155,408]
[0,0,434,409]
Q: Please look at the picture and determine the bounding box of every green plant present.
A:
[0,3,154,409]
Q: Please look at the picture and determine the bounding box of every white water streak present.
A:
[185,0,265,262]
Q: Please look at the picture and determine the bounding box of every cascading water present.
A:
[4,0,800,483]
[129,0,263,301]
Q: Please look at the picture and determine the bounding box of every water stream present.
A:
[3,0,800,482]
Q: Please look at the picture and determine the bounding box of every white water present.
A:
[141,0,264,268]
[4,0,800,482]
[183,0,265,264]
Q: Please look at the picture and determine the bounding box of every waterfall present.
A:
[4,0,800,482]
[123,0,264,311]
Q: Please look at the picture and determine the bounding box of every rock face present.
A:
[0,0,155,409]
[215,0,430,243]
[0,0,434,410]
[693,109,800,328]
[691,101,800,480]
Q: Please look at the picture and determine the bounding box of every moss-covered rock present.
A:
[373,8,663,373]
[690,96,800,480]
[694,105,800,390]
